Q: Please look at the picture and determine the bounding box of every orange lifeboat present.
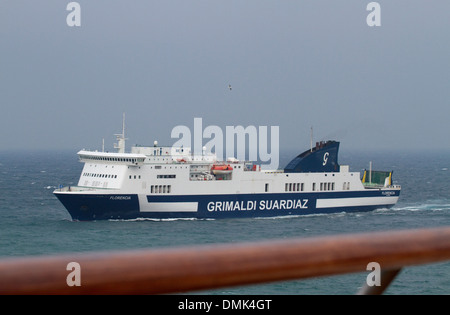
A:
[211,164,233,175]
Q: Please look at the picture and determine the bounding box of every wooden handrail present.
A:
[1,226,450,295]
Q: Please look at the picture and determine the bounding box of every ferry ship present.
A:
[54,122,401,221]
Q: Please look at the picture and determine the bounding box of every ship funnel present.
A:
[284,140,340,173]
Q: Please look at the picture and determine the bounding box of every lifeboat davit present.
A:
[211,164,233,175]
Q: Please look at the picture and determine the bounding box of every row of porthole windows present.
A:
[285,183,305,192]
[150,185,171,194]
[285,182,338,192]
[312,182,349,191]
[286,182,350,192]
[312,182,338,191]
[157,174,176,179]
[320,182,335,191]
[343,182,351,190]
[153,166,188,169]
[83,173,117,179]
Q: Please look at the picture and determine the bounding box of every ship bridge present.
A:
[78,150,146,166]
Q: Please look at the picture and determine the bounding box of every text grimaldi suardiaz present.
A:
[207,199,309,212]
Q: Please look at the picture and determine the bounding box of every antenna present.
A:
[310,126,313,152]
[114,113,128,153]
[122,112,125,138]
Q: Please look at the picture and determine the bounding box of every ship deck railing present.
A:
[0,226,449,295]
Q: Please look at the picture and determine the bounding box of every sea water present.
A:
[0,149,449,294]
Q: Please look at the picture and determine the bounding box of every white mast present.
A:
[114,113,127,153]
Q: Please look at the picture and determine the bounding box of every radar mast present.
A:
[114,113,127,153]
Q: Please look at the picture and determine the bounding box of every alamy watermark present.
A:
[65,2,381,28]
[66,2,81,27]
[66,262,81,287]
[64,261,382,291]
[366,2,381,27]
[366,262,381,287]
[171,118,280,170]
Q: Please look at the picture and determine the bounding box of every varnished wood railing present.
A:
[1,226,450,295]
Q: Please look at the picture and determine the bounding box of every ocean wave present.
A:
[255,214,304,220]
[392,203,450,212]
[255,211,353,220]
[108,217,215,222]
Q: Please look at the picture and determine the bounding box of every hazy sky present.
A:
[1,1,450,153]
